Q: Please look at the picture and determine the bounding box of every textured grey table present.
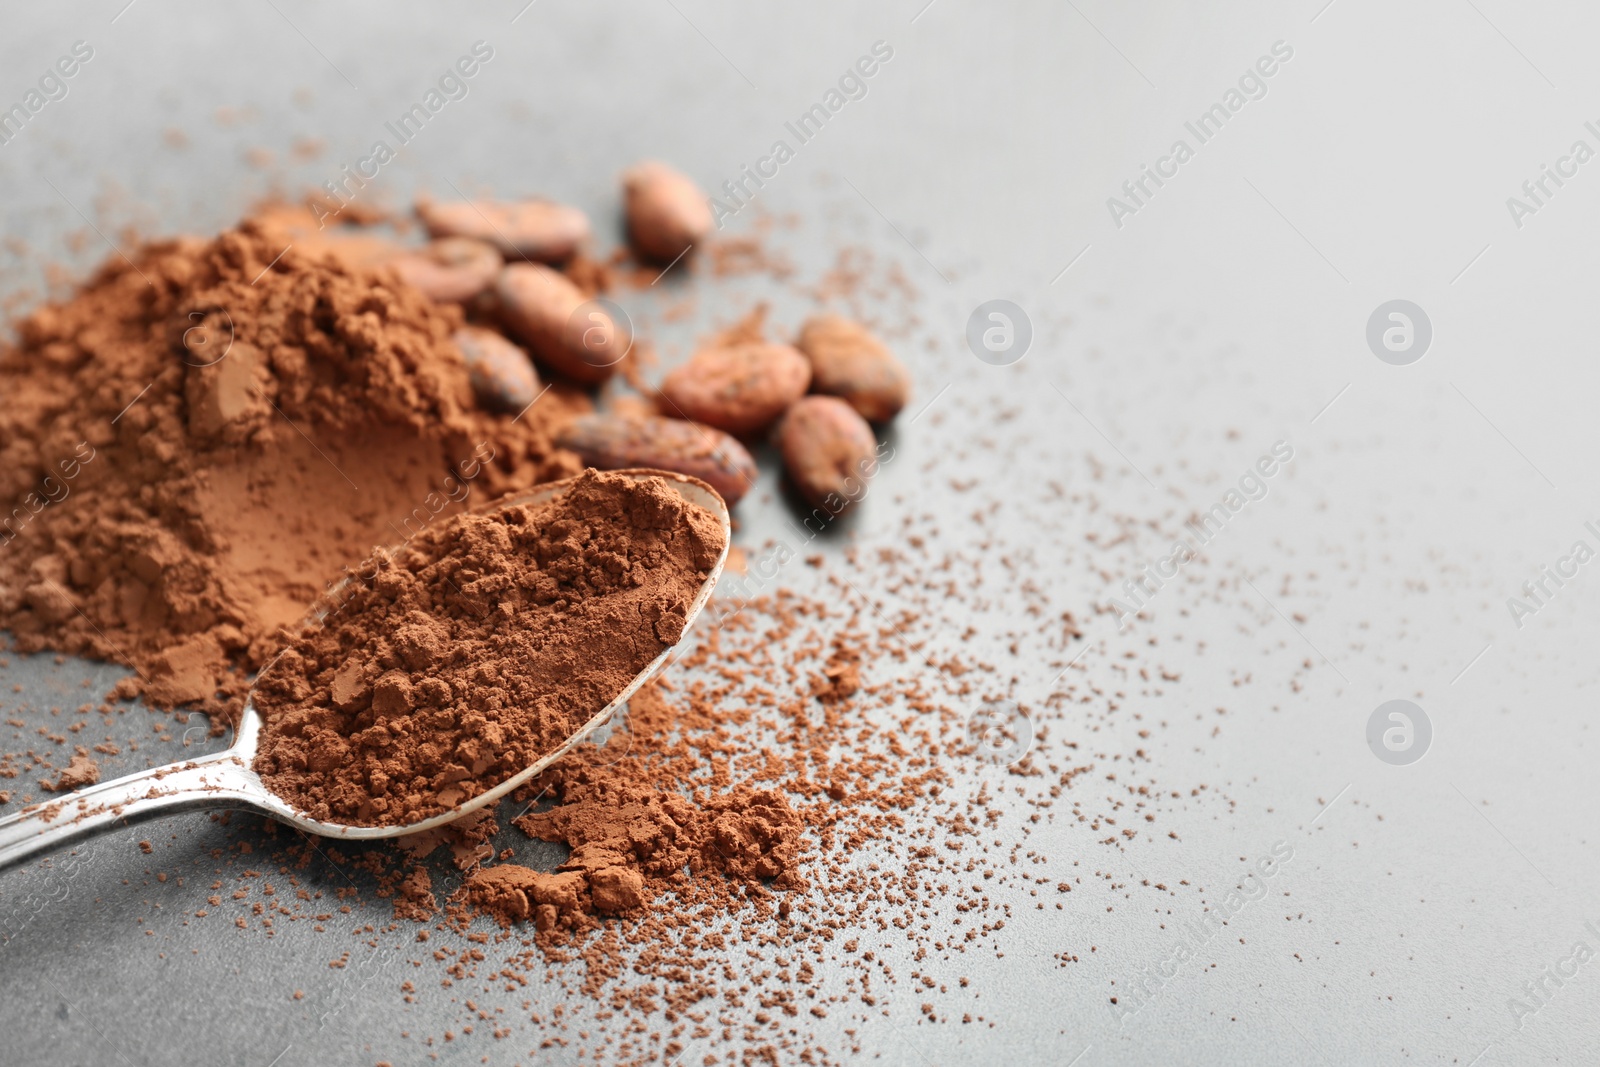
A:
[2,2,1598,1064]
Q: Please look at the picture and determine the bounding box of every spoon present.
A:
[0,469,730,875]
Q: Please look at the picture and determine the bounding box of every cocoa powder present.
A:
[0,192,1128,1066]
[443,678,808,938]
[251,470,725,826]
[0,216,588,719]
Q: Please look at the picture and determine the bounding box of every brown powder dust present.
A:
[251,470,726,826]
[452,675,805,938]
[39,752,101,793]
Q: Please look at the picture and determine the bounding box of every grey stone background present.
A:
[1,1,1598,1064]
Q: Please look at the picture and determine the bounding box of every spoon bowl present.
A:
[0,469,730,873]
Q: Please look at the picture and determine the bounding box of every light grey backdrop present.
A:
[0,1,1596,1064]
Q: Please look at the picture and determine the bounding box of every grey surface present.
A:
[1,1,1598,1064]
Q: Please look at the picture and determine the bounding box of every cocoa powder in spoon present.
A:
[250,469,725,826]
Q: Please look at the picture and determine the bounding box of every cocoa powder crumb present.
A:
[39,752,99,792]
[393,868,437,922]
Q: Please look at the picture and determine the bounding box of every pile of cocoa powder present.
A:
[251,469,725,826]
[0,217,587,720]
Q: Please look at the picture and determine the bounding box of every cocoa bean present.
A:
[495,264,628,385]
[453,325,541,413]
[391,237,502,303]
[417,197,589,262]
[794,314,910,422]
[557,413,757,505]
[776,396,879,511]
[659,342,809,436]
[622,161,713,263]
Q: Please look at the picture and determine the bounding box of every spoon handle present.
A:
[0,750,264,875]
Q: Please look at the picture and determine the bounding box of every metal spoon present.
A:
[0,470,730,874]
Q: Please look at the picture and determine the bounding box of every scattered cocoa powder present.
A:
[477,679,805,936]
[393,867,437,922]
[449,676,811,940]
[251,470,725,826]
